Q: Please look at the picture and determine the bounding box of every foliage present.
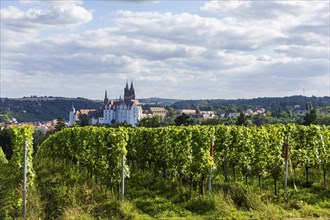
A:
[0,147,7,164]
[110,121,132,128]
[78,114,89,126]
[0,127,12,160]
[0,98,102,122]
[0,113,11,122]
[55,116,66,131]
[137,116,162,127]
[1,124,329,219]
[175,113,194,126]
[304,108,318,125]
[37,126,129,189]
[126,124,329,197]
[32,130,48,156]
[236,112,246,125]
[0,125,35,219]
[172,96,330,110]
[34,157,145,220]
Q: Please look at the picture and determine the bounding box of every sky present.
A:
[1,0,329,100]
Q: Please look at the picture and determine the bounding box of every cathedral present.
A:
[98,81,142,127]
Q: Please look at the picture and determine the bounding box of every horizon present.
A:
[3,94,329,102]
[1,1,329,99]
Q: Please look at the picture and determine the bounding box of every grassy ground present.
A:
[2,157,328,219]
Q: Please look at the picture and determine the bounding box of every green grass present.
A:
[2,157,328,219]
[34,157,150,219]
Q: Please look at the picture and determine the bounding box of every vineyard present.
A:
[0,124,329,219]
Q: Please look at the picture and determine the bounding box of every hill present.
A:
[0,97,102,122]
[1,95,329,123]
[172,96,330,110]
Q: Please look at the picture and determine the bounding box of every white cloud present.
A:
[114,10,284,52]
[201,1,326,21]
[114,0,160,3]
[1,1,329,99]
[1,2,92,31]
[274,45,329,59]
[19,0,35,4]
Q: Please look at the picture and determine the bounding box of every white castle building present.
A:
[98,81,142,127]
[69,81,142,127]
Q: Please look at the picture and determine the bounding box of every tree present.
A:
[55,116,66,131]
[304,108,317,125]
[201,117,222,125]
[236,111,246,125]
[306,102,313,111]
[163,108,177,126]
[79,114,89,126]
[175,113,194,126]
[166,107,177,118]
[137,116,162,128]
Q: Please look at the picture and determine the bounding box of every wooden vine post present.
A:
[284,137,289,200]
[208,137,214,194]
[22,140,28,218]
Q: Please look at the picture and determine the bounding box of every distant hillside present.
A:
[171,96,330,110]
[1,95,329,123]
[0,97,102,122]
[139,97,180,108]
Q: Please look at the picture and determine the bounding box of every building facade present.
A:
[99,81,142,127]
[142,107,166,119]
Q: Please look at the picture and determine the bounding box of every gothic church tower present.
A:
[104,90,109,105]
[124,80,135,102]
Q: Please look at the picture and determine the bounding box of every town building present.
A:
[142,107,166,119]
[200,111,215,119]
[179,109,197,116]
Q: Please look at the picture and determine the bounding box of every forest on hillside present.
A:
[0,96,329,123]
[0,98,102,122]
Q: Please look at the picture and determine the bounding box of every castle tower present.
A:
[124,81,135,102]
[124,81,129,102]
[130,81,135,99]
[104,90,109,105]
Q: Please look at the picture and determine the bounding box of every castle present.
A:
[69,81,142,127]
[99,81,142,127]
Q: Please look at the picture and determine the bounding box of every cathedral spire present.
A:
[130,80,135,99]
[124,80,129,101]
[104,90,108,105]
[124,80,136,102]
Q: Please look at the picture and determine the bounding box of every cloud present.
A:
[226,60,329,98]
[201,1,327,21]
[114,0,160,3]
[1,1,329,99]
[114,10,283,52]
[19,0,35,4]
[1,1,92,32]
[274,45,329,60]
